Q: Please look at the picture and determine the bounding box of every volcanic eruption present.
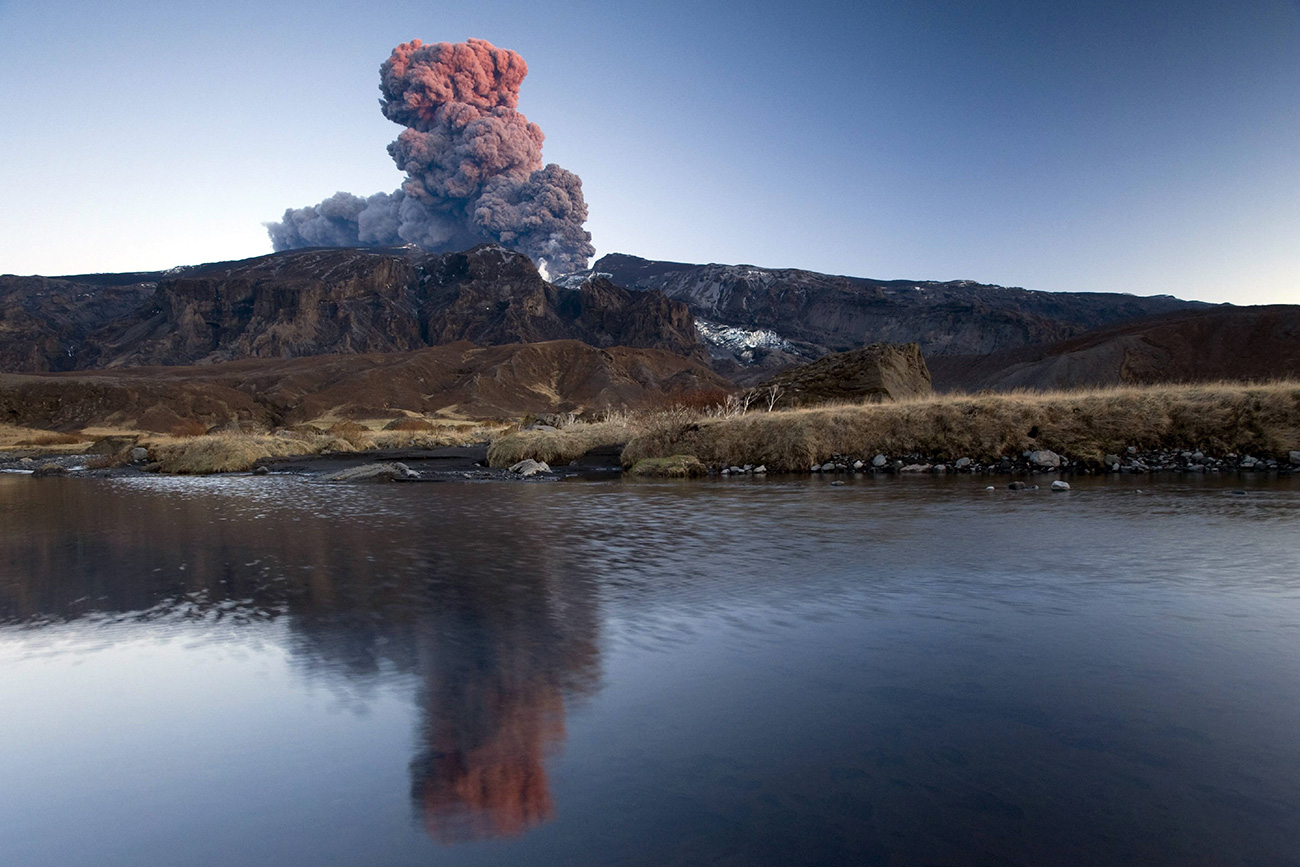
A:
[267,38,594,274]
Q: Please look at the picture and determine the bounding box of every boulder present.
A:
[509,459,552,477]
[1290,450,1300,466]
[955,457,972,470]
[1008,481,1030,490]
[31,463,68,477]
[129,447,149,462]
[1051,480,1071,491]
[329,462,420,482]
[1029,449,1062,469]
[872,454,888,467]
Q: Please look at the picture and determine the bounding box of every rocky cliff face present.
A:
[1,246,704,372]
[0,275,157,371]
[751,343,933,408]
[586,253,1207,371]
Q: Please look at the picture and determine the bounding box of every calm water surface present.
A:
[2,472,1299,866]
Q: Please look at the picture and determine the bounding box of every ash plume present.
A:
[267,38,594,274]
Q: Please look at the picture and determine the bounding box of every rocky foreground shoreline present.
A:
[3,441,1299,482]
[786,446,1300,477]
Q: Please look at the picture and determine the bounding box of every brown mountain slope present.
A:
[0,340,731,431]
[927,305,1300,392]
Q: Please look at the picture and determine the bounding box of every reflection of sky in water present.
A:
[1,473,1299,865]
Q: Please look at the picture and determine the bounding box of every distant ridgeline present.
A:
[2,245,1297,395]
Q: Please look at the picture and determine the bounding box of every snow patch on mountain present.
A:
[694,318,793,352]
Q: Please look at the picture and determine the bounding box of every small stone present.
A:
[1104,454,1121,466]
[821,462,837,472]
[830,480,846,487]
[1127,446,1138,455]
[985,485,995,491]
[720,468,730,475]
[872,454,887,467]
[932,464,948,473]
[811,463,821,472]
[900,463,931,473]
[955,457,972,470]
[1050,480,1070,491]
[1192,451,1205,462]
[753,465,767,474]
[1008,481,1029,491]
[853,460,864,470]
[252,465,270,475]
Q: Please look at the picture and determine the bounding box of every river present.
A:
[2,472,1298,865]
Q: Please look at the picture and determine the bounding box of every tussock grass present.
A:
[627,455,708,478]
[150,433,334,474]
[487,417,636,468]
[621,381,1300,471]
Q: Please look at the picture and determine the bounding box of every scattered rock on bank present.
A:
[509,459,552,477]
[1030,449,1062,469]
[328,462,420,482]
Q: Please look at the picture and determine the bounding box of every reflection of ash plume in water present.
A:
[413,672,566,841]
[0,480,602,843]
[410,580,600,843]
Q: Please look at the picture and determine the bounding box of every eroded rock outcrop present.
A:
[750,342,932,408]
[586,253,1207,374]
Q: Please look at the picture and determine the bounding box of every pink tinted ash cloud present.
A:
[268,38,594,274]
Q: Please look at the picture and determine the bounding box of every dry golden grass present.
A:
[621,381,1300,471]
[0,424,93,453]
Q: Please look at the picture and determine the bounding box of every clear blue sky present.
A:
[1,0,1297,303]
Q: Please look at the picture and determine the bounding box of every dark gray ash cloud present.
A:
[267,38,594,274]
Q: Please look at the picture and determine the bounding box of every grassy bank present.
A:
[492,382,1300,472]
[486,415,635,467]
[2,418,504,474]
[148,422,503,474]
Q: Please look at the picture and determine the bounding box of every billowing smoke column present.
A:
[267,38,594,274]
